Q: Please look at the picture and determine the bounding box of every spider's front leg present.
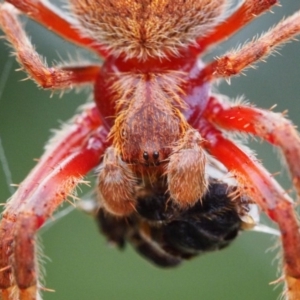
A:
[199,121,300,299]
[0,105,107,300]
[204,96,300,195]
[202,95,300,298]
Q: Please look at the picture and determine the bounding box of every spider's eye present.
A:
[143,151,149,161]
[153,151,159,160]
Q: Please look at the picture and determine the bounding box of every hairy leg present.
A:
[204,96,300,195]
[0,105,107,300]
[199,10,300,81]
[0,3,101,90]
[2,0,107,56]
[195,0,277,53]
[199,119,300,300]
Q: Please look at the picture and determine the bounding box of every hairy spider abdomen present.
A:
[70,0,227,60]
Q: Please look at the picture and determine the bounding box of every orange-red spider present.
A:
[0,1,300,299]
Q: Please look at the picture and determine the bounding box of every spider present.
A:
[0,0,300,300]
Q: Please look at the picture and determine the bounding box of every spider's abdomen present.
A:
[70,0,227,59]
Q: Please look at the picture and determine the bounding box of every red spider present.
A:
[0,1,300,299]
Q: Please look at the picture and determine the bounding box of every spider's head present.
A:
[115,109,181,167]
[70,0,227,60]
[110,72,189,167]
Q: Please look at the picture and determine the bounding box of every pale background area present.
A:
[0,1,299,299]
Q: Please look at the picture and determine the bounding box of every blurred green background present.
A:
[0,1,299,300]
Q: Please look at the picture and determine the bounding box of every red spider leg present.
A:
[203,96,300,195]
[192,0,277,54]
[0,106,108,300]
[9,105,101,213]
[0,3,101,90]
[199,10,300,81]
[0,105,100,297]
[3,1,108,57]
[199,120,300,300]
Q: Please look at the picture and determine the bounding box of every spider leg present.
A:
[204,96,300,196]
[0,105,108,300]
[199,10,300,81]
[195,0,277,53]
[2,1,108,56]
[0,3,101,90]
[198,119,300,300]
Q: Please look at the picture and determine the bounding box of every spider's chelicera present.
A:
[0,1,300,299]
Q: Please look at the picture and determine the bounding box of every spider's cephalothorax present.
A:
[1,1,300,300]
[95,59,209,216]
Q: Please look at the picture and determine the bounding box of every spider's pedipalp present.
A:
[97,146,137,216]
[167,129,208,207]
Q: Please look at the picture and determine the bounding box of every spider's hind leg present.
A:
[2,0,107,55]
[200,10,300,82]
[0,3,100,90]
